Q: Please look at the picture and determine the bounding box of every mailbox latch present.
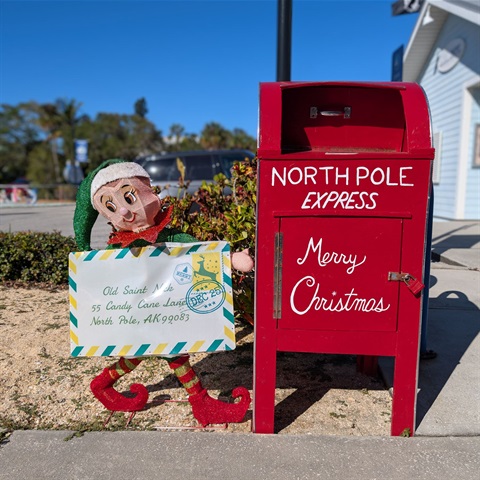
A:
[310,106,351,119]
[273,232,283,319]
[388,272,425,297]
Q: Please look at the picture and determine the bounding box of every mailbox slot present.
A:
[281,85,407,154]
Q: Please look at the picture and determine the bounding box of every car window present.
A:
[216,152,254,177]
[143,158,180,182]
[184,155,215,180]
[138,150,254,183]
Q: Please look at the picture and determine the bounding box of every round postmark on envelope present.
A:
[185,280,226,314]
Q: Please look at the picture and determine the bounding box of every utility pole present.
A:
[276,0,292,81]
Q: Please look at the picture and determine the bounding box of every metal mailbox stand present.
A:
[253,82,434,436]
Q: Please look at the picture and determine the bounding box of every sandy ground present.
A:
[0,285,392,435]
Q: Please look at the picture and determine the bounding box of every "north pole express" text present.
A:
[271,165,414,211]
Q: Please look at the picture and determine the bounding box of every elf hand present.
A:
[231,249,254,272]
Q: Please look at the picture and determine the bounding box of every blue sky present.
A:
[0,0,419,138]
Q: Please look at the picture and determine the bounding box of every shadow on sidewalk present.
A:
[415,283,480,427]
[432,223,478,246]
[431,223,480,256]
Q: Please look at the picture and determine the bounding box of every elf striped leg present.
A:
[167,355,251,426]
[90,357,148,412]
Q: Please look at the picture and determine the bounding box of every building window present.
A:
[432,132,442,184]
[473,124,480,168]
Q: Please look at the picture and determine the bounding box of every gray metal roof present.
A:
[403,0,480,82]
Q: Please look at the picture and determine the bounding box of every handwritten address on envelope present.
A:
[68,242,235,358]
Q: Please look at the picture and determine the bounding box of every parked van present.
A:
[135,149,255,198]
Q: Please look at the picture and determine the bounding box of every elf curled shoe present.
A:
[73,159,253,425]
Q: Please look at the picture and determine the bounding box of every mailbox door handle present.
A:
[273,232,283,319]
[310,106,351,119]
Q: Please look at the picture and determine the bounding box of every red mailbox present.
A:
[253,82,434,436]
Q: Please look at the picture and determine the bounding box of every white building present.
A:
[403,0,480,220]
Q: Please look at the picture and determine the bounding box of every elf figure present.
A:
[73,159,253,426]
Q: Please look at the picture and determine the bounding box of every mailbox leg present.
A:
[390,350,419,436]
[252,331,277,433]
[356,355,379,376]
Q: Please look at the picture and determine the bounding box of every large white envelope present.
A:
[68,242,235,357]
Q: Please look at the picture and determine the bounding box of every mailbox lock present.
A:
[310,106,351,119]
[388,272,424,297]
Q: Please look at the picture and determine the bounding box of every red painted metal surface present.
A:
[253,82,434,436]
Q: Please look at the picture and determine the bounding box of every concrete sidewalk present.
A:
[431,220,480,270]
[0,431,479,480]
[1,206,479,479]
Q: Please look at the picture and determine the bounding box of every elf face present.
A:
[93,177,161,232]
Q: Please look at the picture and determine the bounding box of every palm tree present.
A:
[57,98,85,161]
[36,103,62,182]
[35,99,84,182]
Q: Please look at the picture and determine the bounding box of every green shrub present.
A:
[0,231,77,285]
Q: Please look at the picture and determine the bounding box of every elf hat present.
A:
[73,159,151,251]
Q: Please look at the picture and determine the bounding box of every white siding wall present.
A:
[465,87,480,218]
[418,14,480,219]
